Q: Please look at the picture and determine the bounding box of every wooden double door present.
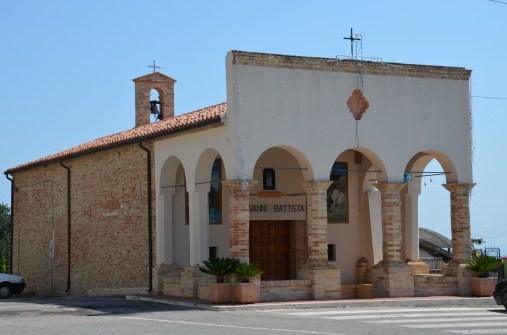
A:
[249,220,291,280]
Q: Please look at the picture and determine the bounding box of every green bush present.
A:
[467,254,502,278]
[199,257,239,283]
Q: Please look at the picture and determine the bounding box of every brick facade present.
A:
[12,143,155,295]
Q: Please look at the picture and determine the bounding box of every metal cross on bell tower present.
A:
[343,28,362,58]
[147,60,160,73]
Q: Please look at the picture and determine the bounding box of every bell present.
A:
[150,100,160,115]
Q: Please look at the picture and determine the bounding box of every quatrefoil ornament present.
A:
[347,89,369,120]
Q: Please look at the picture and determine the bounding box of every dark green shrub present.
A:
[467,254,502,278]
[199,257,239,283]
[235,262,263,283]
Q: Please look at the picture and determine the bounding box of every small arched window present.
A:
[263,168,276,190]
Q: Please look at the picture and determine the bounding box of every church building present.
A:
[5,50,474,301]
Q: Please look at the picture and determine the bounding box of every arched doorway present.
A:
[249,146,311,280]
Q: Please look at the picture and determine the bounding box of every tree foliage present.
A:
[0,203,10,273]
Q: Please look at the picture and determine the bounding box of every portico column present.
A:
[157,188,175,265]
[188,183,210,266]
[301,180,341,300]
[222,179,257,263]
[443,183,475,296]
[301,180,332,266]
[371,182,414,298]
[375,182,407,261]
[404,180,429,275]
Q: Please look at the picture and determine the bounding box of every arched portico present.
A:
[403,150,461,267]
[326,148,387,284]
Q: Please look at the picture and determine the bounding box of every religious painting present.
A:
[208,159,222,224]
[327,162,349,223]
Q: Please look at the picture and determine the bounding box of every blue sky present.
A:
[1,1,506,255]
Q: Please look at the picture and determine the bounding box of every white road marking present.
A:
[120,316,347,335]
[262,306,506,334]
[369,316,507,324]
[324,311,493,320]
[403,322,507,329]
[446,329,507,334]
[281,307,497,316]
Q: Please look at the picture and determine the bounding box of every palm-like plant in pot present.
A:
[199,257,239,303]
[233,262,263,304]
[235,262,263,283]
[199,257,239,283]
[467,254,502,297]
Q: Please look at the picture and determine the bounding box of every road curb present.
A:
[126,295,497,312]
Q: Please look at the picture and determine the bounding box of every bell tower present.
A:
[133,72,176,127]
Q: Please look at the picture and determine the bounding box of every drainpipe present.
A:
[139,142,153,292]
[60,162,71,292]
[4,172,14,274]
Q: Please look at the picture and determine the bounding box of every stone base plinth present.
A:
[445,262,473,297]
[407,260,430,275]
[180,266,201,298]
[301,265,341,300]
[152,264,181,294]
[372,260,414,298]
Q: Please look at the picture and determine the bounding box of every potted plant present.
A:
[199,257,239,303]
[467,254,502,297]
[233,262,263,304]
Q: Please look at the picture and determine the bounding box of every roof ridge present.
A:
[6,102,227,173]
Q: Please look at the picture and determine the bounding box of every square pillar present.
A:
[443,182,475,296]
[371,182,414,298]
[188,183,210,266]
[301,180,341,300]
[157,188,175,265]
[222,179,257,263]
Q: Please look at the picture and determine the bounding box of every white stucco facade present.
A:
[153,50,472,290]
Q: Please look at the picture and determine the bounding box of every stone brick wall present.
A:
[230,51,471,80]
[12,142,156,295]
[341,284,373,299]
[260,280,312,302]
[414,275,458,296]
[12,166,67,295]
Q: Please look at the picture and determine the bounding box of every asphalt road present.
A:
[0,296,505,335]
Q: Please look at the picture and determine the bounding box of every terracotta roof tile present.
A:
[6,103,227,173]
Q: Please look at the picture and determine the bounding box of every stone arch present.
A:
[401,150,457,267]
[248,145,315,182]
[252,146,311,193]
[195,148,226,185]
[405,150,458,183]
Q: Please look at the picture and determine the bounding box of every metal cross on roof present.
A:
[343,28,362,58]
[147,60,160,73]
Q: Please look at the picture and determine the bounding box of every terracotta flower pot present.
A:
[208,282,232,304]
[470,277,497,297]
[234,282,259,304]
